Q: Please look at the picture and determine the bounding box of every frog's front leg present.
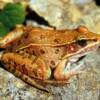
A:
[54,58,85,80]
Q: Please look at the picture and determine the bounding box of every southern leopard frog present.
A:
[0,26,100,92]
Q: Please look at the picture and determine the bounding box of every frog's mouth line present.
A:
[76,55,86,62]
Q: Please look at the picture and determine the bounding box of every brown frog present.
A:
[0,26,100,92]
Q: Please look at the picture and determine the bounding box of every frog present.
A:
[0,25,100,92]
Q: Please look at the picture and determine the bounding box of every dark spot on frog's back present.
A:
[50,60,55,66]
[55,48,60,54]
[54,38,60,43]
[40,34,46,39]
[21,64,28,75]
[40,49,45,54]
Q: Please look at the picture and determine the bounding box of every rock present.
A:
[29,0,100,33]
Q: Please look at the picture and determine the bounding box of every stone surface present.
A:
[29,0,100,33]
[0,0,100,100]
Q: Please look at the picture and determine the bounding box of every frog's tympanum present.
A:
[0,26,100,92]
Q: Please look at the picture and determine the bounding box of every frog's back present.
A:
[6,26,79,51]
[29,28,78,44]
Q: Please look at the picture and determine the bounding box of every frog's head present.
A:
[54,26,100,80]
[63,26,100,60]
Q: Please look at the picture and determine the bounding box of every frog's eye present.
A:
[76,39,87,47]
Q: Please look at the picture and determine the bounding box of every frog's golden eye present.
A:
[76,39,87,47]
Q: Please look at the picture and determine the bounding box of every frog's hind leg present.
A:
[1,62,50,93]
[30,76,69,85]
[42,79,69,85]
[1,52,50,93]
[14,69,50,93]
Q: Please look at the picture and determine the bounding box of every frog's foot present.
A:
[54,59,86,80]
[42,79,69,85]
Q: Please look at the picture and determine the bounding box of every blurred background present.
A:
[0,0,100,100]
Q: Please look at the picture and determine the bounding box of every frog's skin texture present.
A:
[0,26,100,92]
